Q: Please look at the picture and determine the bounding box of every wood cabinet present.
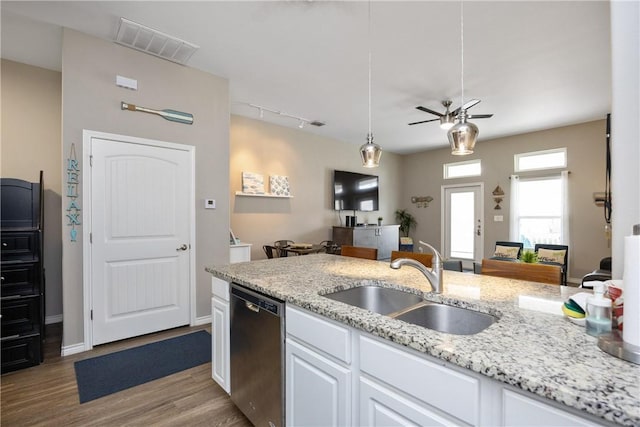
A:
[1,174,45,374]
[332,225,399,260]
[502,390,599,426]
[211,277,230,393]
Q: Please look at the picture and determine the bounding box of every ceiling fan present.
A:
[408,99,493,129]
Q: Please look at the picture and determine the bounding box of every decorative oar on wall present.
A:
[121,101,194,125]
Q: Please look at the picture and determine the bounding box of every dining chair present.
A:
[491,241,524,261]
[390,250,433,268]
[481,258,562,285]
[340,245,378,260]
[263,245,279,259]
[534,244,569,286]
[319,240,340,254]
[274,240,295,257]
[443,260,463,272]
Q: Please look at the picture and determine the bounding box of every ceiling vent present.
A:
[115,18,199,65]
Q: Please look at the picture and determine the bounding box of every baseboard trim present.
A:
[194,315,211,326]
[45,314,63,325]
[61,342,87,357]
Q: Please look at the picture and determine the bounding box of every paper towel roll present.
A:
[623,228,640,346]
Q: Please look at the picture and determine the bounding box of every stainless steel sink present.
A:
[395,303,496,335]
[322,286,423,315]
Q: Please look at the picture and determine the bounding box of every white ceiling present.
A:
[1,1,611,154]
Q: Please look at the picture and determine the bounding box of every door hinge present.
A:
[90,309,93,320]
[89,155,93,167]
[90,232,92,243]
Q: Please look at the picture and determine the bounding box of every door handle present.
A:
[176,244,188,251]
[477,225,482,236]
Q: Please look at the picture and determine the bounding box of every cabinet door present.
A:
[211,296,230,393]
[352,228,377,249]
[360,377,462,427]
[377,227,399,260]
[502,390,598,426]
[286,339,351,427]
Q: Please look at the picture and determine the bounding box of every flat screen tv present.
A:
[333,170,379,212]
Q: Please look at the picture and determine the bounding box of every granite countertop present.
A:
[206,254,639,426]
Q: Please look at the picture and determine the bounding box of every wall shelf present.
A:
[235,191,293,199]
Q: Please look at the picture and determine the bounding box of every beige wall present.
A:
[61,29,230,348]
[1,59,63,321]
[400,119,610,282]
[230,115,403,260]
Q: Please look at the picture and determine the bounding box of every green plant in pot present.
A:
[395,209,417,237]
[519,250,539,263]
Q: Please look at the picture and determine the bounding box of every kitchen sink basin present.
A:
[322,286,423,315]
[395,303,496,335]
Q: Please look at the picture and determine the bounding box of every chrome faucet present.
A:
[390,240,443,294]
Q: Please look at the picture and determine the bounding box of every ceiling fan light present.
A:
[448,120,478,155]
[360,133,382,167]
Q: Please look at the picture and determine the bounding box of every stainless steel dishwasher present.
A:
[230,283,284,427]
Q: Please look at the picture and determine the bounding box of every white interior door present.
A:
[89,136,192,345]
[443,184,483,266]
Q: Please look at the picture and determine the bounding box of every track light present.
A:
[246,103,325,129]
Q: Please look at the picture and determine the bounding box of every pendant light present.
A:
[448,1,479,155]
[359,0,382,167]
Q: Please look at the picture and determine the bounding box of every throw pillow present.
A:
[537,248,566,264]
[493,245,520,259]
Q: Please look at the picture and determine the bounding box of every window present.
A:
[443,159,481,179]
[515,148,566,172]
[509,172,569,248]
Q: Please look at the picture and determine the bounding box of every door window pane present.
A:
[450,192,474,259]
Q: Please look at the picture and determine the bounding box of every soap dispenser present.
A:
[586,282,612,337]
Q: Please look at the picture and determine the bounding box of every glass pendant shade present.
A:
[439,115,455,130]
[360,133,382,167]
[447,120,478,155]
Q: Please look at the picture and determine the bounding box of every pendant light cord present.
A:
[368,0,372,137]
[460,1,464,113]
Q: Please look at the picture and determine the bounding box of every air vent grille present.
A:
[115,18,199,65]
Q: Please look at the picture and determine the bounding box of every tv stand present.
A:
[332,225,399,260]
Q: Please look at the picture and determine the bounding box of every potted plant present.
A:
[394,209,417,237]
[519,250,538,263]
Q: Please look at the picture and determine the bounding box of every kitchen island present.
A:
[207,254,639,426]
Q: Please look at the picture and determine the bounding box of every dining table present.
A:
[281,244,325,256]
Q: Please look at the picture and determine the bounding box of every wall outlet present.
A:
[494,215,504,222]
[205,199,216,209]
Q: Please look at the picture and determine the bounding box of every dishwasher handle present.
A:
[245,301,260,313]
[231,283,283,317]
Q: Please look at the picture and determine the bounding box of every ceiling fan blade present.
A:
[408,118,439,126]
[466,114,494,119]
[416,106,444,117]
[451,99,481,116]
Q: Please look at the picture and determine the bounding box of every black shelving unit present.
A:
[1,171,45,373]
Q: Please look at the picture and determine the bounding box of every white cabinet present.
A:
[360,377,455,427]
[286,340,351,427]
[332,225,399,260]
[502,389,599,427]
[360,335,478,426]
[230,243,251,263]
[211,277,230,393]
[285,306,352,426]
[284,306,606,427]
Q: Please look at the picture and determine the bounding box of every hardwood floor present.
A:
[1,323,251,426]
